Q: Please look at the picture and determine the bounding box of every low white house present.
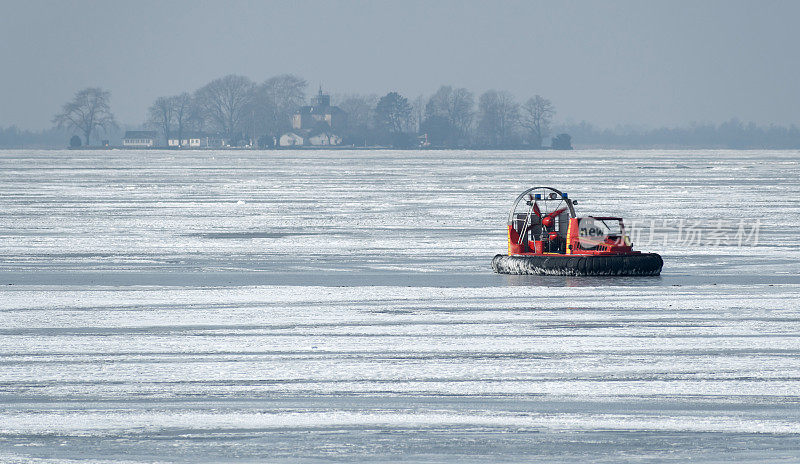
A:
[279,132,304,147]
[167,134,206,148]
[308,132,342,146]
[123,131,157,147]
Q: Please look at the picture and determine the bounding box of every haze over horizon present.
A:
[1,0,798,131]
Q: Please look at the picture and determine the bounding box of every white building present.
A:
[122,131,157,147]
[307,132,342,146]
[279,132,304,147]
[167,133,206,148]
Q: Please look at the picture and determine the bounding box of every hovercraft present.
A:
[492,187,662,276]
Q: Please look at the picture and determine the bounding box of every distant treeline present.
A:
[8,119,799,150]
[0,126,74,149]
[4,72,800,149]
[45,75,568,149]
[138,76,568,149]
[554,119,800,149]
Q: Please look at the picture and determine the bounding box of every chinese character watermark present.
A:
[625,219,761,247]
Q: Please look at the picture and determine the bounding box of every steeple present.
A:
[313,85,330,108]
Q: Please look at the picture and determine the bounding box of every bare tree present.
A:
[194,75,255,144]
[337,93,379,145]
[411,94,426,134]
[338,94,378,129]
[424,85,474,145]
[170,93,194,146]
[185,95,206,133]
[477,90,519,147]
[147,96,174,144]
[53,87,117,146]
[249,74,307,141]
[449,87,475,140]
[263,74,307,130]
[147,92,198,146]
[521,95,555,148]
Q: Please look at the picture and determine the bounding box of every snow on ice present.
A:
[0,149,799,462]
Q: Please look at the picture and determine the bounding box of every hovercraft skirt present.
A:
[492,253,663,276]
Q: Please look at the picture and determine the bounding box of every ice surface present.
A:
[1,149,799,462]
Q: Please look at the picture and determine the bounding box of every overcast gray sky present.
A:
[1,0,798,130]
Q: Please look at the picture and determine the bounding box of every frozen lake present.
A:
[1,148,799,462]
